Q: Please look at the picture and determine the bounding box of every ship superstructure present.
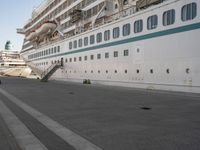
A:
[18,0,200,93]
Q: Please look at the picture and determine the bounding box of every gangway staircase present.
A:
[40,62,62,82]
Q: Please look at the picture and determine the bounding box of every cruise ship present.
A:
[17,0,200,93]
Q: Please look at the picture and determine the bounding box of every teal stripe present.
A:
[33,22,200,61]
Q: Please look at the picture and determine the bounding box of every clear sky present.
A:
[0,0,43,51]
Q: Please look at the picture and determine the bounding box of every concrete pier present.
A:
[0,77,200,150]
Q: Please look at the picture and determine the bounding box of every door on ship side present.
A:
[61,58,63,67]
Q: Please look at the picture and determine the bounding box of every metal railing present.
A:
[41,61,61,79]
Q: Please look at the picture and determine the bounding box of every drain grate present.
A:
[141,107,151,110]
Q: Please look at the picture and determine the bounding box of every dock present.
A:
[0,77,200,150]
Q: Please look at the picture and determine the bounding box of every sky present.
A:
[0,0,43,51]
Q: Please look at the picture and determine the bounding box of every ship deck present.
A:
[0,77,200,150]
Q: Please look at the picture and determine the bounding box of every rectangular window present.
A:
[70,58,72,62]
[134,20,143,33]
[123,23,131,36]
[113,27,120,39]
[182,3,197,21]
[105,52,109,58]
[104,30,110,41]
[163,9,175,26]
[79,57,82,61]
[84,56,87,61]
[54,47,57,53]
[73,40,77,48]
[78,39,82,47]
[74,57,76,62]
[96,33,102,43]
[90,35,95,45]
[114,51,118,57]
[97,54,101,59]
[90,55,94,60]
[84,37,88,46]
[69,42,72,49]
[124,49,129,56]
[147,15,158,30]
[51,48,53,54]
[57,46,60,52]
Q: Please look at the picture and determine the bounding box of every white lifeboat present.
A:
[35,21,57,35]
[25,31,37,41]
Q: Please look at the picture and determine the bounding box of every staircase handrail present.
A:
[41,62,61,78]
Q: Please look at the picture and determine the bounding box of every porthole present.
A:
[136,69,140,74]
[85,70,87,73]
[137,48,140,53]
[115,70,118,73]
[125,70,128,74]
[150,69,153,74]
[98,70,100,74]
[106,70,108,74]
[186,68,190,74]
[166,69,170,74]
[91,70,93,73]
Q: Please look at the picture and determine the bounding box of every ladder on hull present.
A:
[40,62,62,82]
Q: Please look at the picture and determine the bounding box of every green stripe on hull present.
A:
[33,22,200,61]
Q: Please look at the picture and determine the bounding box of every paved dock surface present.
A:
[0,77,200,150]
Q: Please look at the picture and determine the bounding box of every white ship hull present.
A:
[20,0,200,93]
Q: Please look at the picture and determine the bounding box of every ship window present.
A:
[115,70,118,73]
[96,33,102,43]
[84,37,88,46]
[73,40,77,49]
[90,35,95,45]
[48,49,51,55]
[186,68,190,74]
[124,49,129,56]
[51,48,53,54]
[114,51,118,57]
[90,55,94,60]
[125,70,128,74]
[97,54,101,59]
[78,39,82,47]
[106,70,108,74]
[65,58,68,63]
[104,30,110,41]
[182,3,197,21]
[54,47,57,53]
[136,69,140,74]
[134,19,143,33]
[46,49,49,55]
[147,15,158,30]
[57,46,60,52]
[163,9,175,26]
[98,70,100,74]
[166,69,170,74]
[84,56,87,61]
[74,57,76,62]
[123,23,131,36]
[69,42,72,49]
[150,69,153,74]
[79,57,82,61]
[113,27,120,39]
[70,58,72,62]
[105,52,109,58]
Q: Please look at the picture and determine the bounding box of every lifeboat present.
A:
[35,21,57,35]
[25,31,37,41]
